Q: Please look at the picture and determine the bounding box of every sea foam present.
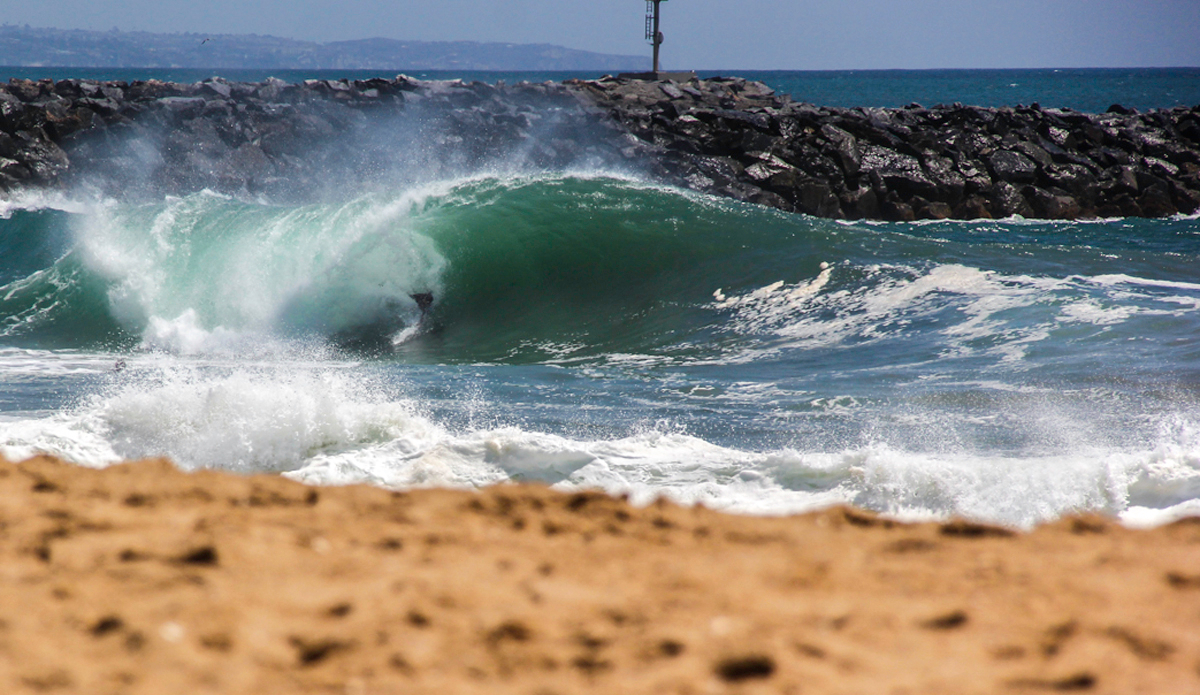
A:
[71,188,448,354]
[2,357,1197,529]
[3,176,1199,531]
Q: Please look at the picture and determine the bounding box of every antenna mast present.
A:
[645,0,666,73]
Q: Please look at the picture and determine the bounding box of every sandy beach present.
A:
[1,453,1198,694]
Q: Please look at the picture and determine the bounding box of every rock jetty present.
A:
[2,74,1199,220]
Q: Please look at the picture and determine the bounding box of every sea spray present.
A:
[75,190,448,352]
[1,173,1199,529]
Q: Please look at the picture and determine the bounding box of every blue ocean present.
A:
[2,68,1199,528]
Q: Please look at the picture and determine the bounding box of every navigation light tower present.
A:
[645,0,667,73]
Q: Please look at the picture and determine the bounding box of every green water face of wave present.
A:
[0,176,838,359]
[411,176,839,362]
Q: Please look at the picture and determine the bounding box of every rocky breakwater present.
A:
[2,73,1199,220]
[578,76,1200,220]
[0,75,629,201]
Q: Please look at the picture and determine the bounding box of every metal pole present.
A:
[651,0,662,73]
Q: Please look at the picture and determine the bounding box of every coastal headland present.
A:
[2,454,1199,693]
[2,74,1199,219]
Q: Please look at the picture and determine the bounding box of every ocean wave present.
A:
[4,174,1198,371]
[3,360,1198,529]
[703,259,1200,368]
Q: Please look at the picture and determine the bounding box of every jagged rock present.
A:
[199,79,232,99]
[751,189,790,209]
[160,97,207,115]
[1179,118,1200,145]
[820,124,861,175]
[953,196,992,220]
[77,97,122,118]
[0,74,1197,220]
[986,150,1039,183]
[863,147,936,200]
[1011,141,1055,171]
[841,186,878,219]
[659,83,685,100]
[718,180,768,203]
[0,156,29,183]
[1169,181,1200,214]
[918,199,954,219]
[796,180,842,218]
[7,79,43,102]
[1099,166,1140,198]
[879,193,916,222]
[1044,163,1097,197]
[1138,184,1177,217]
[991,182,1035,218]
[1025,186,1082,219]
[687,154,743,186]
[0,131,18,159]
[922,155,966,205]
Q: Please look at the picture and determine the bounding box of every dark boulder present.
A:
[922,155,966,205]
[913,197,953,220]
[953,196,992,220]
[1044,163,1097,197]
[718,180,769,203]
[0,74,1197,221]
[1011,141,1055,171]
[819,123,861,175]
[1024,186,1082,219]
[198,79,233,99]
[862,146,936,198]
[1097,194,1142,218]
[45,105,95,140]
[990,182,1035,218]
[986,150,1038,184]
[1138,184,1177,217]
[840,186,879,219]
[879,193,916,222]
[6,79,44,102]
[796,179,842,218]
[1168,181,1200,214]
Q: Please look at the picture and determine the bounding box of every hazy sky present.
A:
[3,0,1198,70]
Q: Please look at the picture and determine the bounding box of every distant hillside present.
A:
[0,25,649,71]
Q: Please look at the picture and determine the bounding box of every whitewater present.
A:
[3,74,1200,530]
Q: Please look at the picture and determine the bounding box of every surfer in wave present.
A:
[410,292,434,322]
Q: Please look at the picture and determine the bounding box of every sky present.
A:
[2,0,1198,70]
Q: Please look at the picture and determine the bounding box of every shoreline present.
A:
[0,73,1197,220]
[3,453,1199,693]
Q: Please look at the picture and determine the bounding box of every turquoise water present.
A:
[2,69,1199,528]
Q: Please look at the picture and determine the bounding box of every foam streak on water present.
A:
[2,358,1197,529]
